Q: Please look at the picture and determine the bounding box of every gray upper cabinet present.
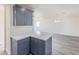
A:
[13,5,33,26]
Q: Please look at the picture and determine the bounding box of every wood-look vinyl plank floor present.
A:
[52,34,79,55]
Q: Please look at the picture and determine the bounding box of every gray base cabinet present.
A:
[31,37,45,55]
[31,37,52,55]
[11,32,52,55]
[11,37,30,55]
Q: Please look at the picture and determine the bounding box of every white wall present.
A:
[10,5,79,37]
[0,5,5,51]
[5,5,11,54]
[0,4,12,54]
[11,26,33,34]
[33,4,79,36]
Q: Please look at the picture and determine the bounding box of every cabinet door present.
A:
[31,37,39,54]
[16,6,25,26]
[31,37,45,55]
[13,5,33,26]
[24,10,32,25]
[38,39,45,55]
[16,13,25,26]
[17,37,30,55]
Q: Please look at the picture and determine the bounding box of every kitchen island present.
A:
[11,32,52,55]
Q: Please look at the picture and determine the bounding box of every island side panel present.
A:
[11,37,17,55]
[45,36,52,55]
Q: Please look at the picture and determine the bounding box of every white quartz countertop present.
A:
[11,32,52,40]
